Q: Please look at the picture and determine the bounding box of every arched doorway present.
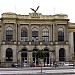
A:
[32,48,38,66]
[59,48,65,61]
[6,48,13,61]
[21,48,27,63]
[44,48,49,66]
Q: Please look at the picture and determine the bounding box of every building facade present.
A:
[0,12,75,67]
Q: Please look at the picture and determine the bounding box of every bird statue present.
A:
[30,6,40,13]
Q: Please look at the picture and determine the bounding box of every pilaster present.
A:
[29,24,31,41]
[39,24,42,41]
[28,52,32,65]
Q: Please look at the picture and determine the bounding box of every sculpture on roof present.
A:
[30,6,40,13]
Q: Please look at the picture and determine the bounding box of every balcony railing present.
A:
[20,41,29,45]
[31,41,40,45]
[2,40,14,45]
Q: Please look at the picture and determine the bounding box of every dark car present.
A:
[11,63,20,68]
[30,63,35,67]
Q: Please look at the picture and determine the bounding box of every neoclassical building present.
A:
[0,12,75,67]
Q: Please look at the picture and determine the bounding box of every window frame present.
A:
[6,26,13,41]
[58,27,64,42]
[42,28,49,42]
[32,27,38,42]
[21,27,28,42]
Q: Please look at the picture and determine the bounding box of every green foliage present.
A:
[72,52,75,60]
[36,50,45,59]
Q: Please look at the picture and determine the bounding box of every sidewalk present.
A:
[0,66,75,75]
[0,66,75,71]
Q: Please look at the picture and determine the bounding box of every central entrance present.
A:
[21,48,27,63]
[32,48,38,66]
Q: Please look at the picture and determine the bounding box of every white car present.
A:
[63,62,74,66]
[69,63,74,66]
[64,62,69,66]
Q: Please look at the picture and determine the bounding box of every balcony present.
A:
[2,40,14,45]
[20,41,29,45]
[31,41,40,45]
[55,41,69,45]
[1,40,68,45]
[42,41,50,45]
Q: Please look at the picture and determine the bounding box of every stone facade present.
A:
[0,12,75,67]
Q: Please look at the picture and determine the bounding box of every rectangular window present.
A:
[32,31,38,37]
[21,37,28,42]
[32,37,38,42]
[42,36,49,42]
[6,35,13,41]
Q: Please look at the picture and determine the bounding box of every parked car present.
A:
[63,62,69,66]
[63,62,74,66]
[23,63,29,67]
[11,63,20,68]
[30,63,35,67]
[69,63,74,66]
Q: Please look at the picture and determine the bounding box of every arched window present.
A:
[58,28,64,41]
[59,48,65,61]
[32,27,38,42]
[6,26,13,41]
[21,27,28,42]
[42,28,49,42]
[6,48,13,61]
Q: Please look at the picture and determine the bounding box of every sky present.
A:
[0,0,75,22]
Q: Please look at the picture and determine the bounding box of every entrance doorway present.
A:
[44,48,49,66]
[6,48,13,61]
[59,48,65,61]
[32,48,38,66]
[21,48,27,63]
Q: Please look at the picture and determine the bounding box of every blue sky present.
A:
[0,0,75,22]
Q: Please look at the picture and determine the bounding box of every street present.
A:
[0,66,75,75]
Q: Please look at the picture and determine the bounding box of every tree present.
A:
[36,49,45,73]
[36,50,45,59]
[72,53,75,66]
[72,53,75,60]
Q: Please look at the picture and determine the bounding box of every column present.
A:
[28,51,32,65]
[49,52,51,65]
[53,24,55,42]
[50,25,52,41]
[28,24,31,41]
[56,46,59,61]
[65,25,68,41]
[2,23,5,40]
[13,23,16,41]
[17,24,20,42]
[69,32,74,60]
[55,24,57,41]
[39,24,42,41]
